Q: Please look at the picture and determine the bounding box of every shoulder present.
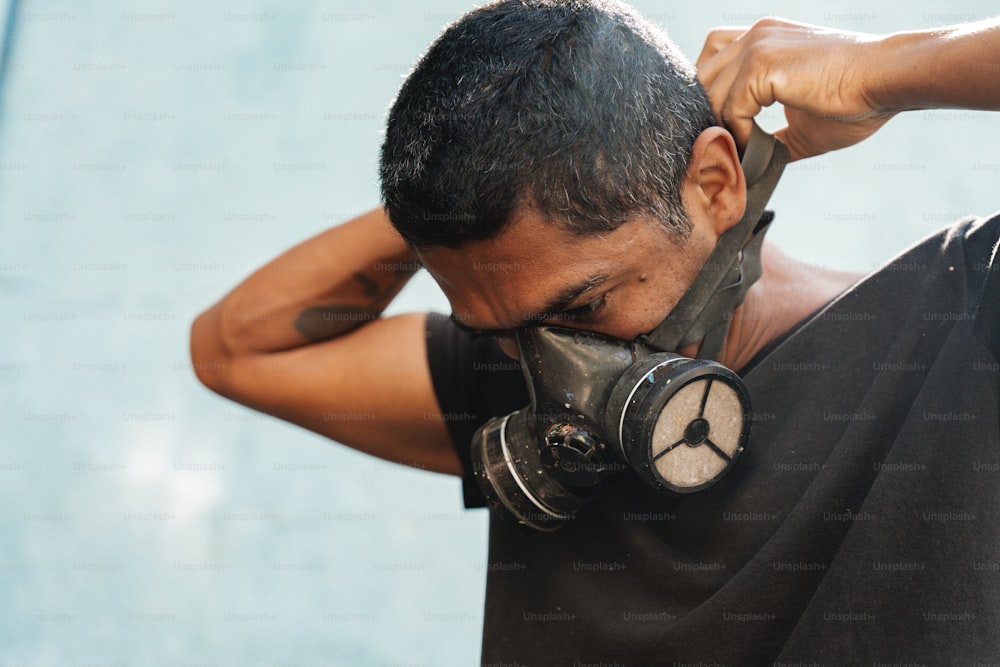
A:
[861,212,999,292]
[897,213,999,325]
[844,212,1000,356]
[958,213,1000,354]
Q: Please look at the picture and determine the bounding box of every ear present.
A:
[681,127,746,239]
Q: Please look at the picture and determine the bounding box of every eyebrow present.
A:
[449,273,610,337]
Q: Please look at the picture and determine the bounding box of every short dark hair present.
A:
[379,0,716,250]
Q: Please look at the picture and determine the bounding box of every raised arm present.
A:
[189,206,461,476]
[696,17,1000,160]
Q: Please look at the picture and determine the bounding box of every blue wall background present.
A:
[1,0,998,665]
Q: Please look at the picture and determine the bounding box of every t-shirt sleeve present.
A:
[423,312,529,508]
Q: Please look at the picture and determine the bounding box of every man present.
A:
[191,1,999,662]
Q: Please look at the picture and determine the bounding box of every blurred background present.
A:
[1,0,998,665]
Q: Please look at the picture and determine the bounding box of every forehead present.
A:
[419,211,574,285]
[416,216,580,324]
[415,211,672,331]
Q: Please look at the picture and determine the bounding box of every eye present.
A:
[554,294,608,323]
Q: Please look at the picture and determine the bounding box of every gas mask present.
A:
[470,125,789,531]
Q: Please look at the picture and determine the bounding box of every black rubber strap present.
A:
[641,123,789,360]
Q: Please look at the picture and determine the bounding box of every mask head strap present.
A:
[640,123,790,361]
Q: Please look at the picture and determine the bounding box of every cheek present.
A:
[607,257,710,338]
[588,288,664,341]
[614,292,671,337]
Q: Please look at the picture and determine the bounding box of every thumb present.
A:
[773,126,814,163]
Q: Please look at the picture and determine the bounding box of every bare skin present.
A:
[417,128,861,370]
[189,18,1000,479]
[696,17,1000,160]
[189,208,460,475]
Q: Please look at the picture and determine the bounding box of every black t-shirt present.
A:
[425,215,1000,665]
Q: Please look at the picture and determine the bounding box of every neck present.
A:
[688,240,865,371]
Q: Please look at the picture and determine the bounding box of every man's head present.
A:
[379,0,747,355]
[379,0,718,250]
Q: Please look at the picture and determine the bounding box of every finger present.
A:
[775,126,826,163]
[696,27,755,103]
[772,127,805,163]
[779,107,844,162]
[699,54,743,121]
[695,27,748,71]
[699,48,760,146]
[719,71,777,150]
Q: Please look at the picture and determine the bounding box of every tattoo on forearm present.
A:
[293,268,416,341]
[353,271,382,300]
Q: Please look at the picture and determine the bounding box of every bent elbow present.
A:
[189,307,233,395]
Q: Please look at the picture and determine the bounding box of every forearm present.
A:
[873,19,1000,113]
[198,206,419,357]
